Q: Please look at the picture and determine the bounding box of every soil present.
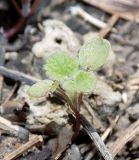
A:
[0,0,139,160]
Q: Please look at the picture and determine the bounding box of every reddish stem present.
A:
[11,0,24,17]
[29,0,41,17]
[4,18,26,38]
[5,0,41,38]
[75,109,80,135]
[73,93,83,135]
[22,0,29,3]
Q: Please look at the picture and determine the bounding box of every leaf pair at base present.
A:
[63,71,96,93]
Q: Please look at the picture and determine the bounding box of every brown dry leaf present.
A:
[47,124,74,160]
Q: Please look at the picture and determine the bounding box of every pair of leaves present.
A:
[45,37,110,80]
[28,71,96,97]
[63,71,96,93]
[28,37,111,97]
[44,37,110,81]
[28,53,79,97]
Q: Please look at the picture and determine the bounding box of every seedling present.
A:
[28,37,111,134]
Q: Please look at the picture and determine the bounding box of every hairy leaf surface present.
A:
[44,53,79,81]
[28,80,53,97]
[63,71,96,93]
[79,37,111,71]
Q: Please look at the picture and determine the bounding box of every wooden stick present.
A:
[4,135,43,160]
[70,6,116,31]
[99,14,119,37]
[0,116,29,140]
[2,83,18,106]
[81,0,139,22]
[101,116,119,141]
[80,114,114,160]
[109,119,139,157]
[0,66,38,85]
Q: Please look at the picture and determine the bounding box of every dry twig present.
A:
[0,116,29,140]
[110,119,139,157]
[70,6,116,31]
[0,66,38,85]
[99,14,119,37]
[1,83,18,106]
[3,135,43,160]
[101,116,119,141]
[82,0,139,22]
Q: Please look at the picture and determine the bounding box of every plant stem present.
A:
[11,0,24,17]
[56,87,83,135]
[77,93,83,110]
[4,18,26,38]
[74,93,83,134]
[29,0,41,16]
[74,109,80,135]
[6,0,41,38]
[56,87,74,110]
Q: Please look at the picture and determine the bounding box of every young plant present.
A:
[28,36,111,134]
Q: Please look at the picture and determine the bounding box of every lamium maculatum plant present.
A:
[28,36,111,134]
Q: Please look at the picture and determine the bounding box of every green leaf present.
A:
[63,71,96,93]
[50,81,59,92]
[75,71,96,92]
[79,37,111,71]
[44,52,79,81]
[63,80,76,93]
[28,80,53,97]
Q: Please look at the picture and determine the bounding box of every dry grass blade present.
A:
[1,83,18,106]
[3,136,43,160]
[101,116,119,142]
[110,0,139,12]
[109,119,139,157]
[99,14,119,37]
[70,6,116,30]
[0,66,38,85]
[0,116,29,140]
[80,114,114,160]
